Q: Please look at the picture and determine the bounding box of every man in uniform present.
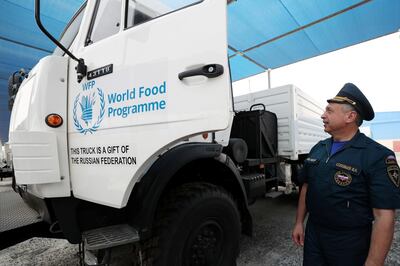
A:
[292,83,400,266]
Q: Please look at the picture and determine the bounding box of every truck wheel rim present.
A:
[183,220,224,265]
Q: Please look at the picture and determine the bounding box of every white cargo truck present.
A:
[234,85,327,193]
[235,84,327,161]
[0,140,13,178]
[0,140,4,168]
[6,0,326,265]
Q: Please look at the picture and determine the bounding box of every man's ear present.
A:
[345,111,358,124]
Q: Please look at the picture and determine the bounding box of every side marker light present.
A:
[45,113,63,128]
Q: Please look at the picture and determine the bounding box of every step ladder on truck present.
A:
[6,0,326,265]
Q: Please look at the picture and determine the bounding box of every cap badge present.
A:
[332,96,356,106]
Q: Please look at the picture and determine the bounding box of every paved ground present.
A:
[238,194,400,266]
[1,189,400,265]
[237,194,303,266]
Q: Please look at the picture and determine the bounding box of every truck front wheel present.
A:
[141,182,241,266]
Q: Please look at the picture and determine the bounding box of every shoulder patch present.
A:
[387,164,400,188]
[385,155,398,165]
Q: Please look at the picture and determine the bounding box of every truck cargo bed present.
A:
[234,85,327,160]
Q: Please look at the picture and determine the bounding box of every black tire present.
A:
[141,182,241,266]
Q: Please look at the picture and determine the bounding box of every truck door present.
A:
[68,0,231,208]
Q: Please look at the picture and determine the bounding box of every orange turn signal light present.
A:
[45,113,63,128]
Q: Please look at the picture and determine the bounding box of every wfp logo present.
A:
[73,88,105,134]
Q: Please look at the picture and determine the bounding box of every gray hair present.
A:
[341,104,363,126]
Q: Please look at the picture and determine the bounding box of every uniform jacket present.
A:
[303,131,400,229]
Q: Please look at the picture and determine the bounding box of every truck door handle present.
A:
[178,64,224,80]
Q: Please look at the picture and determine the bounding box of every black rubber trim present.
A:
[58,1,87,42]
[128,143,221,234]
[85,0,100,46]
[50,197,81,243]
[127,143,252,238]
[216,153,253,236]
[124,0,204,31]
[35,0,79,62]
[124,0,128,29]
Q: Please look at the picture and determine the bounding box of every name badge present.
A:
[335,162,359,175]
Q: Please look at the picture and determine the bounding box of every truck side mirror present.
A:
[8,69,27,111]
[35,0,87,82]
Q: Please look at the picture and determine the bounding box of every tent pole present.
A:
[267,69,271,89]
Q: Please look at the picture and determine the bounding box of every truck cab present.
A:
[7,0,326,265]
[9,1,250,265]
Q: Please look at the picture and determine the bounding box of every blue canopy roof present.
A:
[228,0,400,80]
[0,0,399,141]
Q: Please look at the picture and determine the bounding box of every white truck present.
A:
[234,84,327,193]
[0,140,13,179]
[7,0,326,265]
[0,140,4,169]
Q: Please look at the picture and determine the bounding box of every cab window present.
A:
[54,2,86,55]
[86,0,122,45]
[125,0,202,28]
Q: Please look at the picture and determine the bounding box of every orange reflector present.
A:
[46,113,63,128]
[202,133,209,139]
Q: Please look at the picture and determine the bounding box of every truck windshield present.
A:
[53,2,86,55]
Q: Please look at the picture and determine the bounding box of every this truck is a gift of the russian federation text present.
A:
[7,0,326,265]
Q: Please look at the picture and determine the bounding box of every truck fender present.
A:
[126,142,252,238]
